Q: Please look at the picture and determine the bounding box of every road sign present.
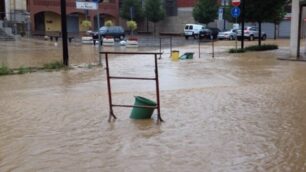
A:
[76,1,98,10]
[231,7,240,18]
[218,8,224,20]
[232,0,241,6]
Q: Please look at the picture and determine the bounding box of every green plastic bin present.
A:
[185,52,194,59]
[180,52,194,60]
[130,96,157,119]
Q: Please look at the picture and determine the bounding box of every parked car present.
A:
[237,26,267,41]
[208,27,221,39]
[199,28,212,39]
[199,27,220,40]
[92,26,125,40]
[184,24,205,39]
[217,29,238,40]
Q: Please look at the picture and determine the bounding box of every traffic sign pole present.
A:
[231,7,240,52]
[97,3,102,66]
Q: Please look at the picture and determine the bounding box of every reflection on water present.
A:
[0,38,306,171]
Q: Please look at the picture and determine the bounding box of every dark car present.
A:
[208,27,220,39]
[92,26,125,40]
[199,27,220,40]
[199,28,212,39]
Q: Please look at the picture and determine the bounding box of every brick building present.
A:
[146,0,222,34]
[27,0,119,35]
[157,0,201,34]
[17,0,218,35]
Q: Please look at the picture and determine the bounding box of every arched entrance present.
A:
[34,12,45,33]
[93,14,116,30]
[67,13,81,33]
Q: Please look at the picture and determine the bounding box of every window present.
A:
[165,0,177,16]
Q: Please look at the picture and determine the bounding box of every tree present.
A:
[104,20,114,27]
[192,0,219,24]
[81,20,92,30]
[120,0,144,22]
[244,0,287,46]
[127,20,137,36]
[145,0,165,35]
[270,5,286,40]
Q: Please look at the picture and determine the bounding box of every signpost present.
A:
[76,0,103,66]
[231,6,240,52]
[231,7,240,18]
[218,7,224,21]
[76,1,98,10]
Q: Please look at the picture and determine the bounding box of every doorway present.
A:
[0,0,5,20]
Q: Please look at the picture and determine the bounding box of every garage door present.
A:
[67,15,79,33]
[279,21,291,38]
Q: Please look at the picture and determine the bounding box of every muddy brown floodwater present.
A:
[0,38,306,172]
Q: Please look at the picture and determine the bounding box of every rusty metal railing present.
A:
[101,51,164,123]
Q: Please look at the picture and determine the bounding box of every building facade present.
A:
[0,0,29,21]
[152,0,223,34]
[0,0,29,35]
[27,0,119,35]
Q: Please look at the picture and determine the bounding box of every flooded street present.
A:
[1,38,306,171]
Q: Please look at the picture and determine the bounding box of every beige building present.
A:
[3,0,29,22]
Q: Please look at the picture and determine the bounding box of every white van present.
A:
[184,24,205,39]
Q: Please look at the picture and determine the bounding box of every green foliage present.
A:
[268,0,287,25]
[17,66,32,74]
[127,20,137,35]
[242,0,287,46]
[127,20,137,31]
[193,0,219,24]
[81,20,92,30]
[43,61,65,70]
[244,44,278,51]
[120,0,144,22]
[104,20,113,27]
[145,0,165,23]
[229,48,246,53]
[0,64,12,75]
[244,0,287,23]
[229,44,278,53]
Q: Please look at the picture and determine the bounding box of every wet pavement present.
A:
[0,38,306,171]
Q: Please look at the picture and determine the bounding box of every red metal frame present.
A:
[101,51,164,122]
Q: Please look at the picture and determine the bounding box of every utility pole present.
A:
[61,0,69,66]
[241,0,245,49]
[223,0,226,30]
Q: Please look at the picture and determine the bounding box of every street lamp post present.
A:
[93,0,104,66]
[223,0,226,30]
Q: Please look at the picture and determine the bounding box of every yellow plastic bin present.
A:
[171,50,180,60]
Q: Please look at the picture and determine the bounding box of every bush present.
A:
[0,64,12,75]
[43,61,65,70]
[229,48,246,53]
[17,66,32,74]
[104,20,114,27]
[245,44,278,51]
[229,44,278,53]
[126,20,137,35]
[81,20,92,30]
